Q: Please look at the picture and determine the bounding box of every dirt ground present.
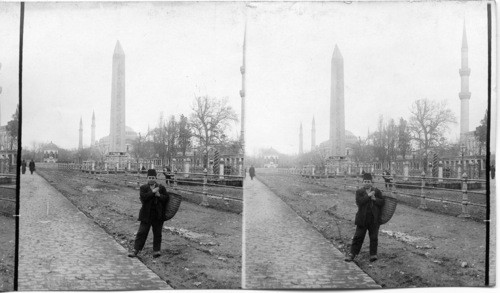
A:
[257,171,488,288]
[0,215,14,292]
[37,168,242,289]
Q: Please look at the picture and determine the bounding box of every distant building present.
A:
[43,142,59,163]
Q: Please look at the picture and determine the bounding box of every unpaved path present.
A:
[36,168,241,289]
[256,171,487,288]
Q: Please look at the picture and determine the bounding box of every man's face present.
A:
[363,180,373,189]
[148,178,156,186]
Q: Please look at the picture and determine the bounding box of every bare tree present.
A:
[190,96,238,167]
[178,114,192,156]
[474,109,488,156]
[166,115,179,162]
[151,113,168,164]
[409,99,457,170]
[6,105,19,151]
[397,117,412,159]
[131,133,148,169]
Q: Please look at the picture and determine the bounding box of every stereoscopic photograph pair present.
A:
[0,0,496,291]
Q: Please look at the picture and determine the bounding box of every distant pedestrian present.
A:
[491,163,495,179]
[382,169,392,190]
[21,160,27,174]
[29,159,36,175]
[163,166,172,186]
[128,169,169,258]
[345,172,385,263]
[249,165,255,180]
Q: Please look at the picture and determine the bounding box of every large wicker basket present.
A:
[380,196,397,225]
[165,192,182,221]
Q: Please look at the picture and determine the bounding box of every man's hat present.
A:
[362,172,373,181]
[147,169,157,179]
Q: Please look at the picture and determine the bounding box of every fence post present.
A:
[391,172,396,196]
[200,168,209,207]
[344,173,347,190]
[458,173,471,218]
[403,161,409,181]
[438,161,443,182]
[418,171,428,210]
[219,158,224,180]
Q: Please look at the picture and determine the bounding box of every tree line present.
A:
[21,96,240,166]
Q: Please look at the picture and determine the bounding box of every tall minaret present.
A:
[239,23,246,155]
[110,41,126,153]
[459,22,471,140]
[79,117,83,150]
[299,123,303,155]
[91,111,96,147]
[330,45,346,157]
[311,116,316,150]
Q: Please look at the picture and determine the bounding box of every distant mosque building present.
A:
[79,41,138,154]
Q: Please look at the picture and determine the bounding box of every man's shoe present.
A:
[369,255,378,262]
[344,253,355,262]
[153,251,161,258]
[128,250,138,257]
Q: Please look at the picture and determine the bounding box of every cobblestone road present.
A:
[243,177,380,289]
[19,173,172,290]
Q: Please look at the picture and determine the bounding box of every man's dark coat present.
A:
[29,161,35,172]
[138,183,169,222]
[249,167,255,177]
[354,187,385,226]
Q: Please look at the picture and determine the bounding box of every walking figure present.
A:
[29,159,36,175]
[21,160,27,175]
[249,165,255,180]
[345,172,385,263]
[129,169,169,258]
[382,169,392,190]
[163,166,172,186]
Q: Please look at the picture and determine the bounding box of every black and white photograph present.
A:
[0,2,20,292]
[243,0,496,289]
[18,1,244,290]
[0,0,498,291]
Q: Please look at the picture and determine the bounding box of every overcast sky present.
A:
[0,2,20,127]
[245,1,493,155]
[22,2,245,149]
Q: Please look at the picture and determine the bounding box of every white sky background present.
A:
[22,2,245,150]
[246,1,491,156]
[0,2,20,127]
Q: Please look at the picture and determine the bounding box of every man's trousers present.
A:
[350,222,380,256]
[134,220,164,252]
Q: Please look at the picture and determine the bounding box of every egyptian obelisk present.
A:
[459,23,471,141]
[330,45,346,157]
[110,41,126,153]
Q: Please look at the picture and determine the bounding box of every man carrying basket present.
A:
[345,172,385,262]
[128,169,169,258]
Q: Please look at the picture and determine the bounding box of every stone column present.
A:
[457,162,462,179]
[219,158,224,179]
[184,158,190,177]
[127,161,131,171]
[438,161,443,182]
[403,161,409,181]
